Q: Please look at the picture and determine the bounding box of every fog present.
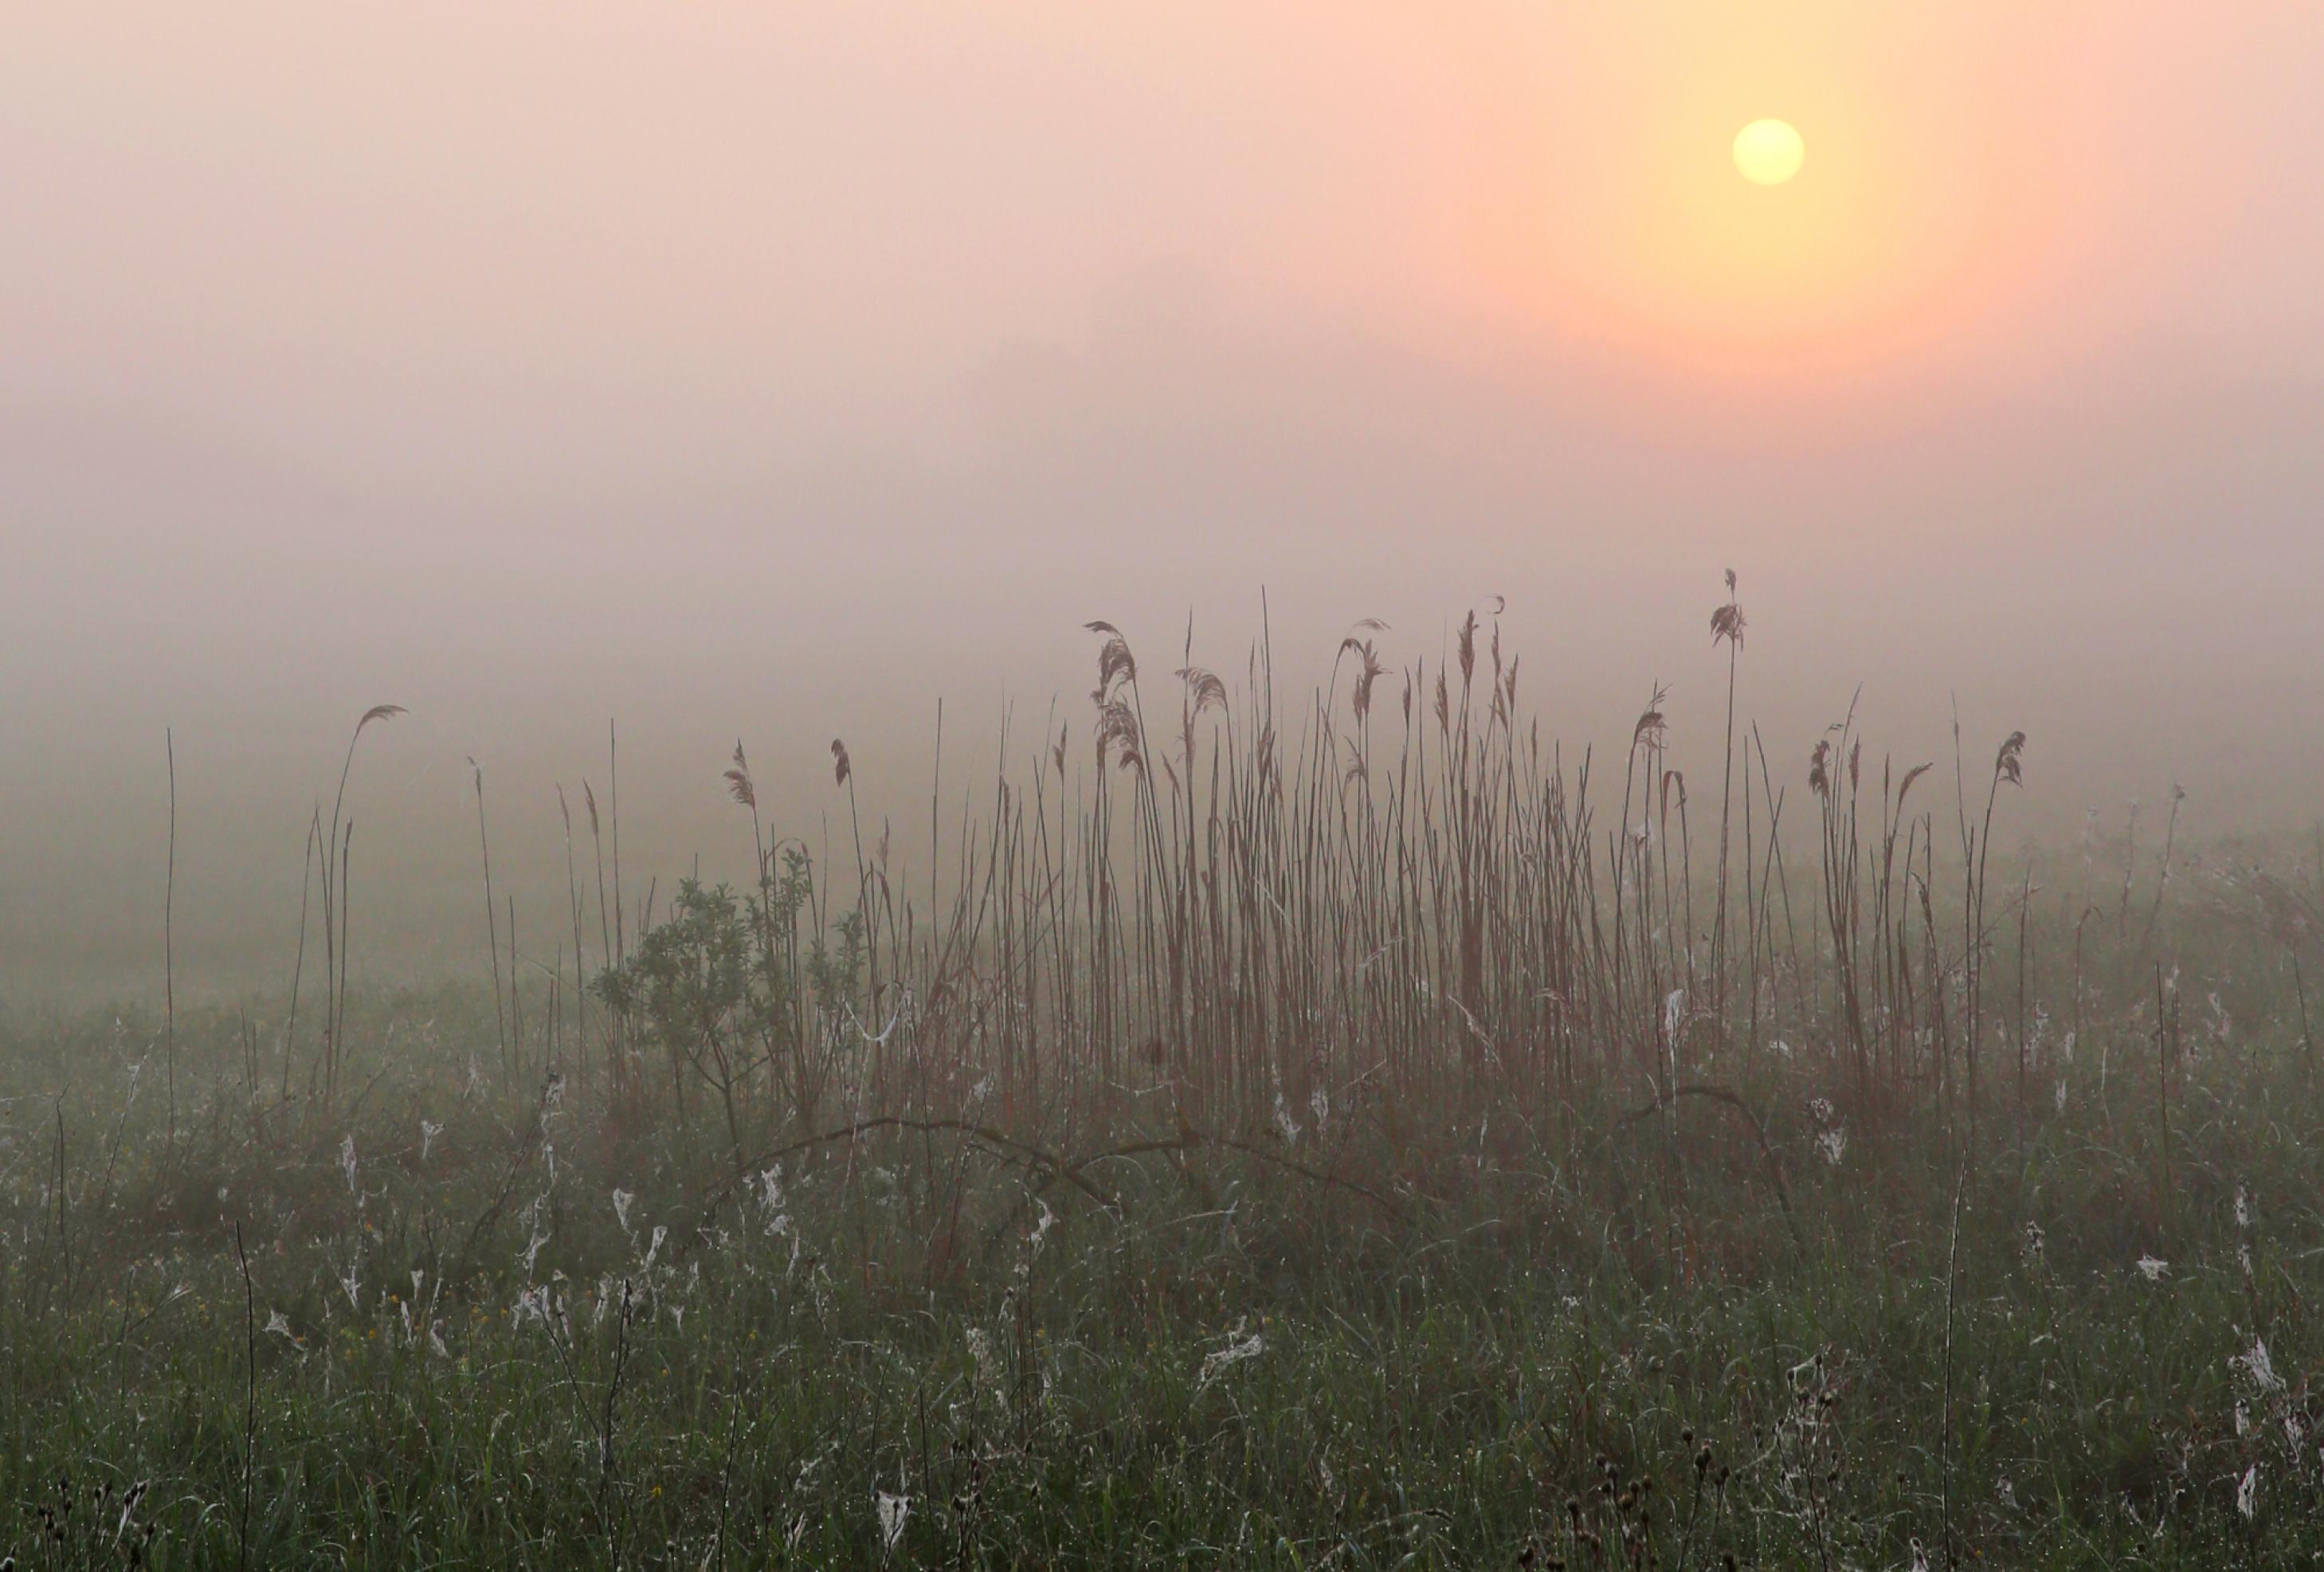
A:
[6,2,2322,999]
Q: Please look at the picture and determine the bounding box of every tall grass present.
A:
[2,591,2320,1566]
[536,595,2054,1167]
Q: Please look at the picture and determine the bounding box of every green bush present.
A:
[593,851,860,1157]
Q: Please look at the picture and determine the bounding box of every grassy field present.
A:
[3,613,2320,1567]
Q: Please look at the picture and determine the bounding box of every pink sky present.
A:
[6,2,2322,990]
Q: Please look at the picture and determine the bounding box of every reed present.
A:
[6,598,2318,1567]
[492,604,2058,1174]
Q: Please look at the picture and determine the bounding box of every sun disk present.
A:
[1732,119,1805,185]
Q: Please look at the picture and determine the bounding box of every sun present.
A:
[1732,119,1805,186]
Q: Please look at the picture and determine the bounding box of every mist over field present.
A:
[8,5,2324,1001]
[4,10,2324,1565]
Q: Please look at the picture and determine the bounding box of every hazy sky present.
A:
[6,2,2323,994]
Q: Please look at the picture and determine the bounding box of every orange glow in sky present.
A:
[5,0,2324,958]
[1448,5,2082,376]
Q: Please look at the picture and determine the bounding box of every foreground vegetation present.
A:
[3,603,2320,1566]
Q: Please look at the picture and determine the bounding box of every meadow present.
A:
[2,602,2319,1568]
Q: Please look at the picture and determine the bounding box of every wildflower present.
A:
[875,1489,911,1553]
[2234,1337,2283,1395]
[754,1166,794,1238]
[1272,1088,1302,1147]
[965,1327,1000,1399]
[1196,1321,1266,1390]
